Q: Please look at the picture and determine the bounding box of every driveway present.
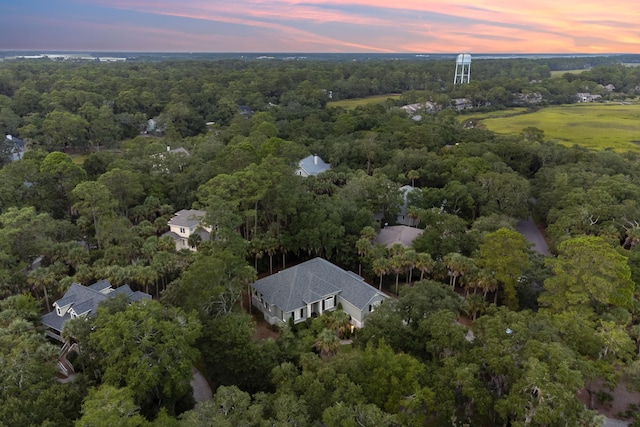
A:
[191,367,212,404]
[516,216,550,256]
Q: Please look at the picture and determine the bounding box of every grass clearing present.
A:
[480,103,640,152]
[550,69,587,77]
[328,94,401,109]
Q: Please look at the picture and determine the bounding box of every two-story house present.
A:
[163,209,211,251]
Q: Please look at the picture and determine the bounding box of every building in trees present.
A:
[3,134,26,162]
[296,154,332,177]
[375,225,424,248]
[40,279,151,342]
[251,257,387,328]
[163,209,211,251]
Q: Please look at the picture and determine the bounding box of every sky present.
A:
[1,0,639,53]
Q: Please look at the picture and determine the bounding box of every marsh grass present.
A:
[480,103,640,152]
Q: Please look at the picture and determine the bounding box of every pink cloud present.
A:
[36,0,640,52]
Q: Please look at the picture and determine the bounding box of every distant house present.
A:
[163,209,211,251]
[239,105,254,118]
[604,84,616,92]
[296,154,332,177]
[375,225,424,248]
[151,145,190,172]
[452,98,473,111]
[3,134,26,162]
[41,279,151,342]
[401,101,438,118]
[576,93,602,102]
[251,258,388,328]
[514,92,543,105]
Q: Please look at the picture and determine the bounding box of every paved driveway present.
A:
[191,367,212,404]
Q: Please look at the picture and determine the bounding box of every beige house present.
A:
[163,209,211,251]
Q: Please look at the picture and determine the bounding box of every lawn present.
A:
[480,103,640,152]
[550,69,587,78]
[328,94,401,109]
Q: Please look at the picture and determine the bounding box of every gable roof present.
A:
[168,209,207,228]
[252,258,385,312]
[297,155,331,176]
[375,225,424,248]
[41,280,151,335]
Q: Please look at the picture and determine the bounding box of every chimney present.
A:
[167,145,171,152]
[314,155,318,165]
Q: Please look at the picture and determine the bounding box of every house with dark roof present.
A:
[41,279,151,342]
[296,154,331,177]
[163,209,211,251]
[251,258,387,328]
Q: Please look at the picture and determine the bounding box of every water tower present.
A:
[454,53,471,85]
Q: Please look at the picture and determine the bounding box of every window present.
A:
[325,297,334,310]
[179,227,186,234]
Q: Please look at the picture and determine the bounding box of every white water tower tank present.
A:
[454,53,471,85]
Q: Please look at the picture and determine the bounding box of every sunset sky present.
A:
[1,0,639,53]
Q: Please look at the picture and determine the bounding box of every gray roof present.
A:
[252,258,385,312]
[41,280,151,335]
[168,209,207,228]
[88,279,111,292]
[298,155,331,176]
[375,225,424,248]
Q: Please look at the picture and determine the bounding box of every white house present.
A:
[163,209,211,251]
[251,258,388,328]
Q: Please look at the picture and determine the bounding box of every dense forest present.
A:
[2,56,640,426]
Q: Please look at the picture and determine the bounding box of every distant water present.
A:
[1,51,639,63]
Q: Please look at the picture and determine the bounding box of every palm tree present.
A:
[27,267,56,312]
[443,253,475,290]
[372,257,389,291]
[415,252,434,281]
[390,254,405,295]
[356,237,372,276]
[403,249,417,285]
[187,232,203,250]
[327,309,351,339]
[316,328,340,361]
[406,205,421,227]
[407,169,420,187]
[465,294,487,321]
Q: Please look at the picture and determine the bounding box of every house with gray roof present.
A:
[375,225,424,248]
[41,279,151,342]
[251,258,387,328]
[296,154,331,177]
[163,209,211,251]
[3,134,26,162]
